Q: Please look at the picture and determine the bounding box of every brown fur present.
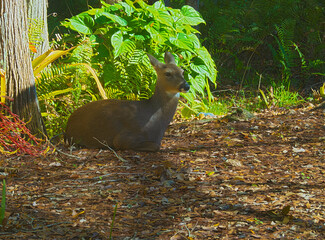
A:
[65,52,189,151]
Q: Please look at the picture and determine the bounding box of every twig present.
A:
[183,221,198,238]
[94,138,127,162]
[49,142,81,160]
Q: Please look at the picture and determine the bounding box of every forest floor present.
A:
[1,104,325,239]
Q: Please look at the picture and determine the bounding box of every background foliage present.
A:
[40,0,324,137]
[196,0,324,89]
[61,0,216,106]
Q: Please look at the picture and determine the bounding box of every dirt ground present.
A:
[1,105,325,239]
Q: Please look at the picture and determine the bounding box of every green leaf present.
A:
[135,35,146,41]
[146,4,174,28]
[119,1,134,16]
[112,33,136,58]
[94,27,108,35]
[197,47,217,82]
[320,82,325,97]
[69,13,95,34]
[153,1,165,9]
[190,58,210,76]
[190,75,206,96]
[101,12,127,26]
[85,8,98,15]
[144,22,166,44]
[181,5,205,26]
[111,31,123,56]
[169,33,194,52]
[125,0,137,10]
[187,33,201,49]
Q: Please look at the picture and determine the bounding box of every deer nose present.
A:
[179,82,190,93]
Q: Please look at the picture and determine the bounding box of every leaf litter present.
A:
[0,106,324,239]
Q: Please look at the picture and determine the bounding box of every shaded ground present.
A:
[1,105,325,239]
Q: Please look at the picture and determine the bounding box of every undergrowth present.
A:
[0,103,50,156]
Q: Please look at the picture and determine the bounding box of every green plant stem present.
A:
[0,179,6,226]
[109,203,118,240]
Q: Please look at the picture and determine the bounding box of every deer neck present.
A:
[141,81,180,133]
[150,82,180,109]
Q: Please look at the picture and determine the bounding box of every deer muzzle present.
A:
[179,82,190,93]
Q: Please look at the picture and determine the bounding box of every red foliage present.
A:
[0,102,49,156]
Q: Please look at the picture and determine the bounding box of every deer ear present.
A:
[164,52,175,64]
[147,54,161,68]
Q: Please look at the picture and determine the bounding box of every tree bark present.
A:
[27,0,50,59]
[0,0,47,137]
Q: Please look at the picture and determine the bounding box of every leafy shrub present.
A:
[35,41,105,137]
[62,0,217,115]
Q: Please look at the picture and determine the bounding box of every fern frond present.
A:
[68,40,93,63]
[28,18,44,46]
[36,64,74,97]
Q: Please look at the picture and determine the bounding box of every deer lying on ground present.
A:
[65,52,190,151]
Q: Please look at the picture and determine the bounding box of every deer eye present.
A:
[165,72,172,77]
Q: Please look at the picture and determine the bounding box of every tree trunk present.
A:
[0,0,47,137]
[27,0,50,59]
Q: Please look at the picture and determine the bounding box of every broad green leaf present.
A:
[153,1,165,9]
[181,5,205,26]
[69,13,95,34]
[111,30,123,54]
[190,58,210,76]
[147,7,174,28]
[182,24,201,34]
[119,1,134,16]
[187,33,201,49]
[144,22,166,44]
[170,8,202,31]
[168,8,183,22]
[169,33,194,52]
[197,47,217,82]
[115,39,136,57]
[112,31,136,57]
[190,75,206,96]
[101,12,127,26]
